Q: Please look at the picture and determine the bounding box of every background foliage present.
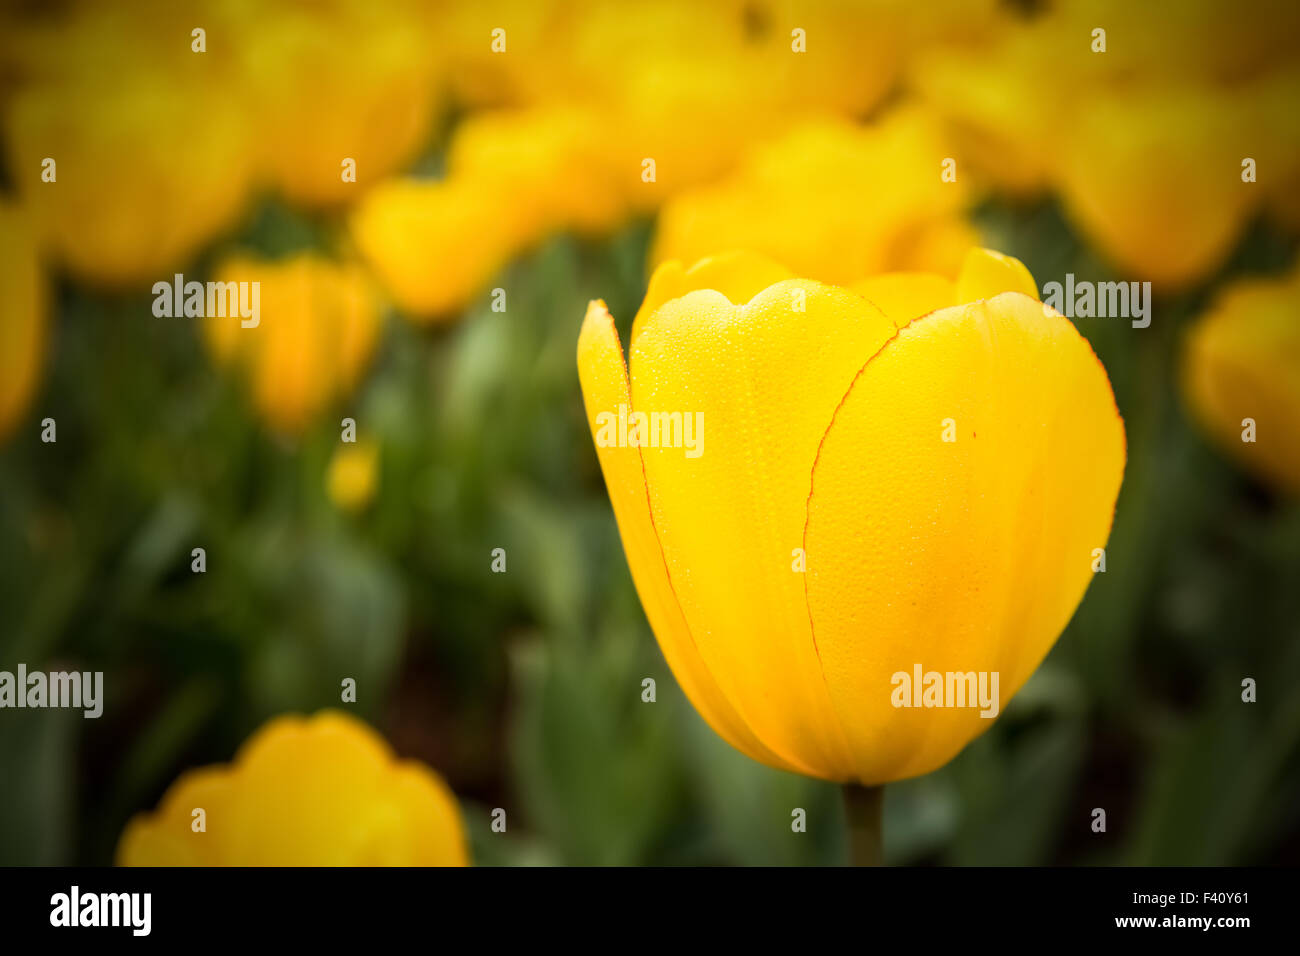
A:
[2,194,1298,865]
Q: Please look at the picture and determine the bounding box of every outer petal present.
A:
[804,293,1125,783]
[577,301,800,773]
[629,282,898,779]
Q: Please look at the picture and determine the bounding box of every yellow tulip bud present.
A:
[1183,261,1300,494]
[578,249,1125,784]
[203,253,382,434]
[350,177,525,321]
[328,440,381,512]
[117,711,470,866]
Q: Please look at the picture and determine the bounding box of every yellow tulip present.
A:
[350,176,526,321]
[227,0,444,208]
[1183,261,1300,494]
[578,249,1124,783]
[0,201,46,442]
[203,253,382,433]
[447,107,629,237]
[908,21,1059,197]
[1054,83,1257,291]
[328,440,381,512]
[913,0,1300,289]
[117,711,470,866]
[5,73,254,290]
[2,1,254,289]
[652,109,978,287]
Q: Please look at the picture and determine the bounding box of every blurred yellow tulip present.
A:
[908,20,1058,197]
[5,74,254,290]
[578,249,1124,783]
[914,0,1300,289]
[328,440,381,512]
[1183,261,1300,494]
[227,0,444,208]
[1054,83,1256,291]
[652,109,978,287]
[0,202,47,442]
[204,253,383,433]
[448,107,629,237]
[350,176,526,321]
[1,1,255,288]
[117,711,470,866]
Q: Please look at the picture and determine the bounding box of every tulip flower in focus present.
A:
[203,253,383,433]
[578,248,1124,784]
[117,711,470,866]
[0,201,46,442]
[1182,260,1300,495]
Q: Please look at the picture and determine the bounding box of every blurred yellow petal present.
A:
[0,202,46,442]
[652,109,973,286]
[1055,85,1255,290]
[231,0,443,208]
[449,107,628,237]
[1183,262,1300,494]
[909,23,1058,196]
[117,711,469,867]
[351,177,523,321]
[803,293,1125,782]
[116,768,233,867]
[5,44,254,289]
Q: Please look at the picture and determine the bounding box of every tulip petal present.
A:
[116,767,233,866]
[803,293,1124,783]
[629,282,900,779]
[633,251,796,343]
[577,300,801,773]
[955,247,1039,303]
[851,272,955,327]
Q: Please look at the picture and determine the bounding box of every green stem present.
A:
[843,783,884,866]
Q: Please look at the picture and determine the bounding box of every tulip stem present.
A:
[842,783,884,866]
